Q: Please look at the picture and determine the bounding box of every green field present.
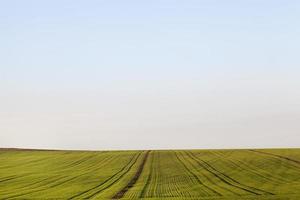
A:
[1,149,300,199]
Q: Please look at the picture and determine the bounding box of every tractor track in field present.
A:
[174,152,222,196]
[61,154,97,169]
[5,176,65,199]
[83,152,143,199]
[7,155,121,199]
[2,149,300,199]
[182,151,240,196]
[139,151,153,198]
[68,152,141,199]
[0,156,53,170]
[112,150,151,199]
[249,150,300,167]
[187,152,274,196]
[210,151,286,184]
[0,175,19,183]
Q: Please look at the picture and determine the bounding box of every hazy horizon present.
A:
[1,0,300,150]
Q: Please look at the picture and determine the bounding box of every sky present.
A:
[1,0,300,150]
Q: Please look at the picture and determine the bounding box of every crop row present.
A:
[1,149,300,199]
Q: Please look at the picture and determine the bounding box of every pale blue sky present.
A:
[1,1,300,150]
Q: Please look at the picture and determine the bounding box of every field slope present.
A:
[1,149,300,199]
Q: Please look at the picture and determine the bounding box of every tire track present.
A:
[249,150,300,167]
[174,151,222,196]
[59,154,97,169]
[211,151,286,184]
[5,155,119,199]
[84,152,142,199]
[69,152,141,199]
[0,176,19,183]
[188,152,274,195]
[139,151,153,198]
[6,176,64,199]
[5,176,56,192]
[112,151,150,199]
[2,154,116,196]
[0,156,53,170]
[182,151,239,196]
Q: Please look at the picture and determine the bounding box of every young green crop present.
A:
[0,149,300,199]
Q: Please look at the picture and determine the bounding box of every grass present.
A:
[0,149,300,199]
